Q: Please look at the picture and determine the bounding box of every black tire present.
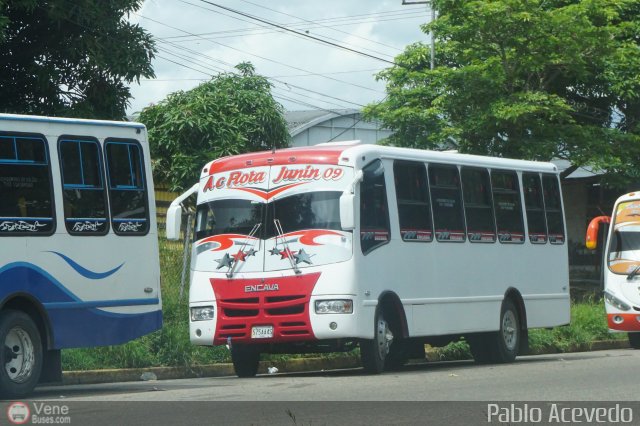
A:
[468,333,495,364]
[360,308,393,374]
[231,344,260,378]
[384,325,408,370]
[468,299,520,364]
[494,299,520,363]
[628,333,640,349]
[0,310,43,399]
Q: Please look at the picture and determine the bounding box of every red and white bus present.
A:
[167,142,570,376]
[586,192,640,349]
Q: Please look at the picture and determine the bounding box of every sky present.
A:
[127,0,432,116]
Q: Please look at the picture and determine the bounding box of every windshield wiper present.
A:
[226,223,261,279]
[627,264,640,281]
[273,219,301,275]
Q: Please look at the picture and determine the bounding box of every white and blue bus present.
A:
[0,114,162,397]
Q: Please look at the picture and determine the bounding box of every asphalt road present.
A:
[16,349,640,425]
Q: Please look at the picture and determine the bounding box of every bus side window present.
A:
[105,139,149,236]
[58,137,109,235]
[394,160,432,242]
[429,164,465,242]
[461,167,496,243]
[0,133,55,235]
[523,173,547,244]
[542,174,565,244]
[360,159,390,254]
[491,170,525,243]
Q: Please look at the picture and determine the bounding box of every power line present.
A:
[140,67,383,81]
[160,9,426,42]
[194,0,396,65]
[156,42,366,108]
[236,0,406,53]
[176,0,397,60]
[139,13,385,94]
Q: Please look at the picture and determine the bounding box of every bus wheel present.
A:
[494,299,520,363]
[628,333,640,349]
[360,308,393,374]
[468,334,495,364]
[231,344,260,378]
[0,310,43,398]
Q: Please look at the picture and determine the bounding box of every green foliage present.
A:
[0,0,155,119]
[138,62,290,191]
[366,0,640,182]
[528,297,621,352]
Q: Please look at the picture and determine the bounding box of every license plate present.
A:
[251,325,274,339]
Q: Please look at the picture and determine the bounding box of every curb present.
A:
[60,340,630,386]
[61,356,361,386]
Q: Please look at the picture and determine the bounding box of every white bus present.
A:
[586,192,640,349]
[167,142,570,377]
[0,114,162,397]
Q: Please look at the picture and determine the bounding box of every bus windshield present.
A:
[194,191,343,241]
[608,228,640,272]
[267,191,341,237]
[195,199,264,241]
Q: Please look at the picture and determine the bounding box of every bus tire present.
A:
[360,308,393,374]
[231,344,260,378]
[494,299,520,363]
[0,310,43,398]
[384,324,409,370]
[628,333,640,349]
[468,334,495,364]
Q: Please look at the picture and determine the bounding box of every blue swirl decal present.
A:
[47,251,124,279]
[0,262,162,348]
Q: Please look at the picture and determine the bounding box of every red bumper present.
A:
[211,272,321,345]
[608,313,640,331]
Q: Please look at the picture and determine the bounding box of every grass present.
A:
[433,297,625,361]
[61,239,626,370]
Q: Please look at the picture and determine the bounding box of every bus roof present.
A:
[0,113,145,129]
[203,142,557,176]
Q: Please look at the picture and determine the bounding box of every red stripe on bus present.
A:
[207,147,347,175]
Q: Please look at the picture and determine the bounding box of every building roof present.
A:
[285,109,362,136]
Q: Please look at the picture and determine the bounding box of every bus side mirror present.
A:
[165,183,198,241]
[166,204,182,240]
[340,192,356,230]
[585,215,611,250]
[340,170,363,231]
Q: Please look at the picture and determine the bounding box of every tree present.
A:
[138,62,290,191]
[0,0,155,119]
[365,0,640,181]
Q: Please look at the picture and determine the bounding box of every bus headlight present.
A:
[190,306,215,321]
[604,292,631,311]
[315,300,353,314]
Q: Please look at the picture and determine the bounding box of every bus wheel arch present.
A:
[493,290,527,363]
[1,294,53,350]
[504,288,528,355]
[468,289,527,364]
[0,307,44,398]
[0,295,57,396]
[360,291,408,373]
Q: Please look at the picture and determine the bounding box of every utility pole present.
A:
[402,0,435,70]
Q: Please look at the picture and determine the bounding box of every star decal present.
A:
[269,247,281,256]
[279,248,295,260]
[245,248,258,257]
[293,248,312,265]
[232,250,247,262]
[215,253,234,270]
